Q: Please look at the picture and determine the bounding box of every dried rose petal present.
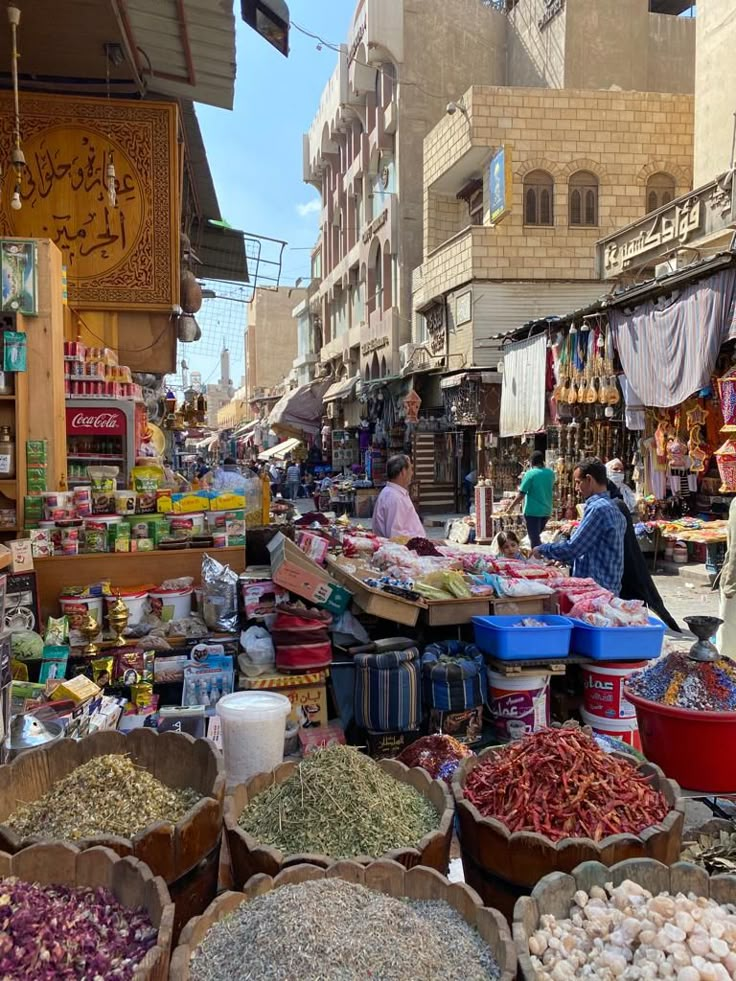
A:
[0,876,157,979]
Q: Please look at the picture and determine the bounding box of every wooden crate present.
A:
[0,728,225,939]
[452,746,684,919]
[223,758,454,886]
[170,859,517,981]
[326,556,423,627]
[424,597,491,626]
[514,858,736,981]
[0,841,174,980]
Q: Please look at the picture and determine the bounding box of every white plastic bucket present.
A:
[487,670,550,741]
[148,586,193,622]
[216,691,291,785]
[582,661,646,719]
[59,595,104,644]
[105,589,149,626]
[581,708,641,752]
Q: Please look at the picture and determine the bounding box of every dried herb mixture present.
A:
[238,744,439,859]
[0,876,157,979]
[190,878,500,981]
[6,754,201,841]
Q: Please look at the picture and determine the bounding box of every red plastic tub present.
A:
[625,688,736,792]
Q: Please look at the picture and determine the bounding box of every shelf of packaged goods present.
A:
[34,545,246,622]
[67,455,125,461]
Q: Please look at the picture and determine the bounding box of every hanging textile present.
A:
[609,267,736,409]
[499,333,547,438]
[619,376,645,431]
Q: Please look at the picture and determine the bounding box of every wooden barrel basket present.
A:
[513,857,736,981]
[224,757,454,885]
[452,746,685,920]
[170,859,517,980]
[0,841,174,981]
[0,728,225,940]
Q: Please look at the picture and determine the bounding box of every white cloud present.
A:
[296,199,321,218]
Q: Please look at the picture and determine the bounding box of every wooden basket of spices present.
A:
[513,857,736,980]
[224,744,454,884]
[452,727,684,920]
[170,859,517,980]
[0,841,174,981]
[0,728,225,939]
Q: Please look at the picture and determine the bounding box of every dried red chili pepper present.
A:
[464,727,669,843]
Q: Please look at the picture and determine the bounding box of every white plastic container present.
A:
[487,670,550,741]
[148,586,193,622]
[105,588,148,625]
[216,691,291,785]
[581,708,641,751]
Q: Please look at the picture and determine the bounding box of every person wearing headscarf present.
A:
[607,477,680,632]
[606,458,637,513]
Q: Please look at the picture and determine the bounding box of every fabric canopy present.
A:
[610,267,736,408]
[323,375,358,403]
[499,333,547,437]
[258,437,302,461]
[193,433,219,450]
[233,419,258,439]
[268,381,328,438]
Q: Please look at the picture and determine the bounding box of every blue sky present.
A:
[179,1,354,387]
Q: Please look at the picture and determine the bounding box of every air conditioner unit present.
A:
[399,343,417,370]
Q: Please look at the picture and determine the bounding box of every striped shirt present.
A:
[537,492,626,594]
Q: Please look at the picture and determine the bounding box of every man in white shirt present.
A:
[372,454,424,539]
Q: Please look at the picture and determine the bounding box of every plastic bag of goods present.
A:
[201,553,239,632]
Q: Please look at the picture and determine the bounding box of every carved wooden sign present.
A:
[0,93,179,310]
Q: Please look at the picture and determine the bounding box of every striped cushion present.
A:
[421,642,486,712]
[354,647,421,732]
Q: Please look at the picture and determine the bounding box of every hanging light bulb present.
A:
[106,150,117,208]
[10,184,21,210]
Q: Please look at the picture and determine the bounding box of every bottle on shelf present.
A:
[0,426,16,479]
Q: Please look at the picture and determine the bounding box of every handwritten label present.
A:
[8,125,143,279]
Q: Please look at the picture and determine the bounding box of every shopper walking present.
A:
[511,450,555,549]
[533,457,626,594]
[718,497,736,659]
[285,459,301,500]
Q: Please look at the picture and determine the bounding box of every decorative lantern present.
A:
[714,439,736,493]
[404,390,422,423]
[717,365,736,432]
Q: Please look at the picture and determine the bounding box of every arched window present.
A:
[569,171,598,226]
[380,355,387,378]
[370,352,379,380]
[646,172,676,214]
[374,244,383,308]
[523,171,554,226]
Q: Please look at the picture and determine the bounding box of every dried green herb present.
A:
[238,744,439,859]
[681,821,736,874]
[6,755,201,841]
[190,879,500,981]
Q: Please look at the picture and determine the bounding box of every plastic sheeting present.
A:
[499,333,547,437]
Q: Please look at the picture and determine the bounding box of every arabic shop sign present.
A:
[0,93,179,311]
[598,176,736,278]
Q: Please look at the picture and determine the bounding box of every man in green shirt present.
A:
[511,450,555,549]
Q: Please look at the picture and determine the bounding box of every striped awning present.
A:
[258,437,302,461]
[323,375,358,403]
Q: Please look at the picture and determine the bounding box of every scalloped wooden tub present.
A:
[170,859,517,980]
[452,745,685,920]
[0,841,175,981]
[513,857,736,981]
[0,728,225,939]
[224,757,454,885]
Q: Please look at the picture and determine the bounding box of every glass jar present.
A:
[0,426,16,478]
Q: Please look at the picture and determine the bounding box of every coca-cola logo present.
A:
[67,409,125,433]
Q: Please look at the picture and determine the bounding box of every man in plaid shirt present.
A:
[532,457,626,594]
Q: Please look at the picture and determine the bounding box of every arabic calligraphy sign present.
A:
[598,176,736,279]
[0,93,178,310]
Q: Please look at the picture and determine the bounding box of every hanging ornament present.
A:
[7,3,24,210]
[106,151,117,208]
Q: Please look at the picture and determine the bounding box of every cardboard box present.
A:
[240,669,328,728]
[9,540,33,573]
[268,533,351,613]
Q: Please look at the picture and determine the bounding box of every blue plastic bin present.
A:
[569,616,665,661]
[471,614,573,661]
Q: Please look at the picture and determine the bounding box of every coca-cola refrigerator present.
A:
[66,400,143,489]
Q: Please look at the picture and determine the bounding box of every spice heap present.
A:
[0,876,157,979]
[190,879,501,981]
[463,727,669,842]
[397,734,473,784]
[682,821,736,874]
[627,652,736,711]
[6,755,201,841]
[238,744,439,859]
[527,879,736,979]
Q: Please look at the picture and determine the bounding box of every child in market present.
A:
[492,530,525,560]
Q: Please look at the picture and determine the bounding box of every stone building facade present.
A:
[246,286,305,413]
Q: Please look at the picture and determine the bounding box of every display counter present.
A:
[35,546,246,621]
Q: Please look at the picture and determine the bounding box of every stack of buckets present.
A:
[581,661,646,750]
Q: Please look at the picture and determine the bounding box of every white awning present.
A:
[194,433,219,450]
[233,419,258,439]
[323,375,358,403]
[258,437,302,462]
